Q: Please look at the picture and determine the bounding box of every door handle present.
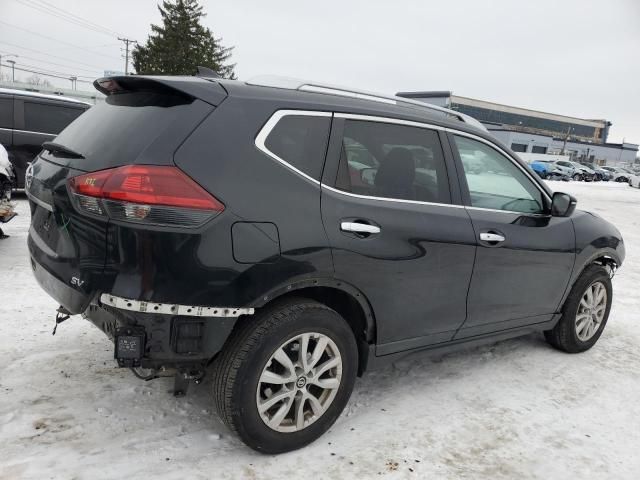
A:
[340,222,381,235]
[479,232,505,243]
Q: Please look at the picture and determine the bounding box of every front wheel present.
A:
[545,264,612,353]
[572,173,583,181]
[212,298,358,454]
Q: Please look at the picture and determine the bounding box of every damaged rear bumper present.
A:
[82,295,253,370]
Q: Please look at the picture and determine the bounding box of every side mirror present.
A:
[551,192,577,217]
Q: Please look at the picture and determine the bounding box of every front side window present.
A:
[454,135,545,214]
[264,114,331,181]
[334,120,451,204]
[24,102,85,134]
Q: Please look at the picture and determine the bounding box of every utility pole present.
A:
[7,60,16,82]
[118,37,137,75]
[0,53,17,79]
[560,126,573,155]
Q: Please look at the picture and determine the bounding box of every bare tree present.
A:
[26,74,52,87]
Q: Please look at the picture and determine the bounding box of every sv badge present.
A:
[71,277,85,287]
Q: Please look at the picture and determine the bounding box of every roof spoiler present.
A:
[93,75,227,106]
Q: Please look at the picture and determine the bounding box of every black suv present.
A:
[0,87,90,188]
[27,74,625,453]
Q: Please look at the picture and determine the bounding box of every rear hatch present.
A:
[27,76,225,313]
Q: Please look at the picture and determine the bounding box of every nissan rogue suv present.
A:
[26,74,625,453]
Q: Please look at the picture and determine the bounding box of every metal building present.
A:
[396,91,638,166]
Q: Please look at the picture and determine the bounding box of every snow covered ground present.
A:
[1,181,639,479]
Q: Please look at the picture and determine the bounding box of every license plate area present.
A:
[31,207,61,249]
[114,327,146,367]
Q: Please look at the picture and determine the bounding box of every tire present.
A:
[212,297,358,454]
[545,264,612,353]
[572,173,582,181]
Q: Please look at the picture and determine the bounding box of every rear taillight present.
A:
[68,165,224,227]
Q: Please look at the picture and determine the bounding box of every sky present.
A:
[0,0,638,144]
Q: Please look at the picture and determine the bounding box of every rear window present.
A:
[24,101,86,134]
[0,97,12,129]
[52,92,195,171]
[263,114,331,181]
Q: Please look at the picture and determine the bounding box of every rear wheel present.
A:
[212,298,358,453]
[545,265,612,353]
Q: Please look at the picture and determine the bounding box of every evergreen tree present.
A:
[132,0,235,78]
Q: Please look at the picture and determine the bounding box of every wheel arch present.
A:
[249,278,377,374]
[559,249,621,311]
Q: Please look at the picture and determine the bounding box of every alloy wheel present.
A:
[575,281,607,341]
[256,332,342,433]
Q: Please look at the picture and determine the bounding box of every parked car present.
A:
[601,166,631,182]
[570,161,595,181]
[581,163,611,181]
[629,172,640,189]
[554,160,582,180]
[529,160,550,179]
[27,74,625,454]
[0,88,90,188]
[0,143,14,200]
[534,160,572,180]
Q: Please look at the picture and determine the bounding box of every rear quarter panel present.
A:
[117,96,335,307]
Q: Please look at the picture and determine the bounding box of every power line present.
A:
[12,0,125,38]
[1,62,93,83]
[7,61,96,80]
[0,50,103,75]
[0,40,108,71]
[0,20,121,61]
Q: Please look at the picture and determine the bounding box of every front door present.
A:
[321,116,477,355]
[449,133,575,338]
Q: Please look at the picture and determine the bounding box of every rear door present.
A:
[321,115,477,355]
[449,133,575,338]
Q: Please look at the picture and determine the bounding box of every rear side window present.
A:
[0,97,12,128]
[24,101,85,134]
[263,114,331,181]
[334,120,451,204]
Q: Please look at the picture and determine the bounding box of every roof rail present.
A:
[245,75,488,132]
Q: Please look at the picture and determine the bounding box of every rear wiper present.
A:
[42,142,85,159]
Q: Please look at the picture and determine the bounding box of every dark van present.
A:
[0,87,90,188]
